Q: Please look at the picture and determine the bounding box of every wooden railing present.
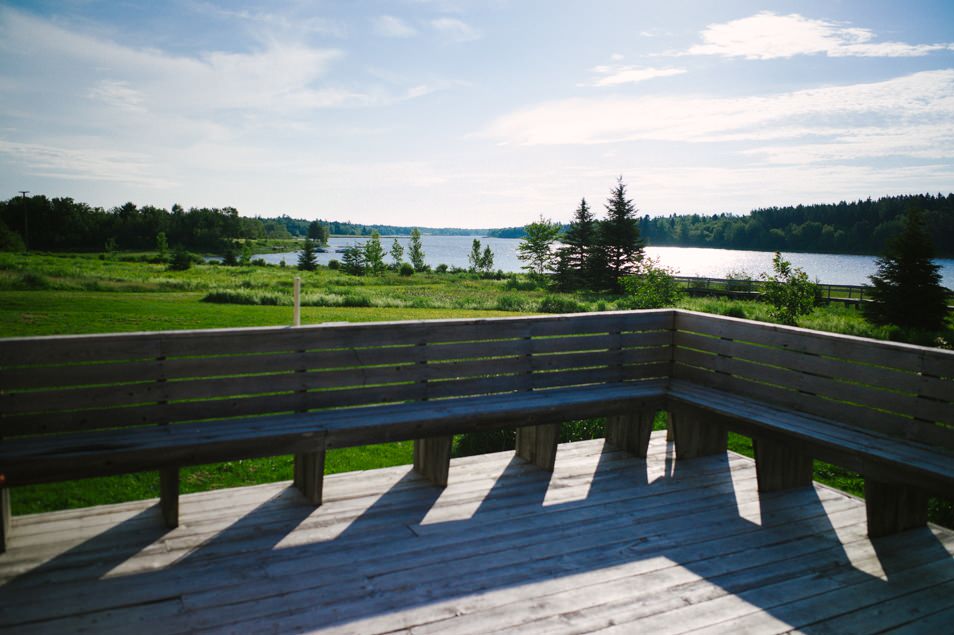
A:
[1,309,952,544]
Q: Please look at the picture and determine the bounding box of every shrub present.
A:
[618,258,683,309]
[327,259,340,270]
[538,295,587,313]
[435,264,449,273]
[760,252,818,325]
[495,294,531,312]
[399,262,414,276]
[17,271,51,290]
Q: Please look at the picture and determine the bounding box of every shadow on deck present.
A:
[1,432,953,634]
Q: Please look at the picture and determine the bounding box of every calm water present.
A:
[257,236,954,289]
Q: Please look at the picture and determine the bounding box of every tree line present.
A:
[498,193,954,257]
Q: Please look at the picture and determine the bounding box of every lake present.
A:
[257,235,954,289]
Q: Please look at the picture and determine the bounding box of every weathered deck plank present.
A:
[1,433,951,635]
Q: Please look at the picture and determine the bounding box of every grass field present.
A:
[1,250,951,527]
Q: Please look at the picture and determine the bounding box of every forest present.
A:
[496,193,954,257]
[1,192,953,256]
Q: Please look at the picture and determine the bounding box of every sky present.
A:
[1,1,953,227]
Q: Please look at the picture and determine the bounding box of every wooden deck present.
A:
[2,433,952,634]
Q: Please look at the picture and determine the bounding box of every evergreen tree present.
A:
[555,198,597,290]
[363,231,386,274]
[155,231,169,262]
[297,238,318,271]
[408,228,426,271]
[389,237,404,266]
[517,216,562,277]
[864,207,949,330]
[341,244,365,275]
[595,177,644,290]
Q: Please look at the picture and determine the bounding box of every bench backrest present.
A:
[672,311,954,450]
[0,311,673,438]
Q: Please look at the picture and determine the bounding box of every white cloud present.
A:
[686,12,954,59]
[373,15,417,38]
[483,70,954,161]
[0,139,174,188]
[430,17,481,42]
[588,65,686,87]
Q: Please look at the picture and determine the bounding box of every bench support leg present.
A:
[605,412,653,458]
[754,438,813,492]
[670,410,726,460]
[413,436,453,486]
[1,488,10,553]
[295,450,326,506]
[864,479,928,538]
[516,423,560,471]
[159,468,179,528]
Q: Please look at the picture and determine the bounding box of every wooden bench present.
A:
[1,309,951,551]
[668,311,954,537]
[0,311,672,551]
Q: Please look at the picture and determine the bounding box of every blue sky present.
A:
[1,1,953,227]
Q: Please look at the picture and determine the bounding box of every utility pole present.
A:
[18,191,29,250]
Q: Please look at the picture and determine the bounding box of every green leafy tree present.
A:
[517,216,562,277]
[363,231,386,274]
[341,244,366,275]
[297,238,318,271]
[480,245,495,274]
[389,238,404,266]
[556,198,597,290]
[307,220,329,245]
[618,258,683,309]
[864,207,949,330]
[760,252,818,325]
[409,228,426,271]
[468,239,483,272]
[596,177,644,290]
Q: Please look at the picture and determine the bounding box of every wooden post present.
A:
[0,486,10,553]
[864,479,928,538]
[669,409,727,460]
[515,423,560,471]
[159,468,179,528]
[413,436,453,486]
[605,411,653,458]
[295,445,326,506]
[753,437,813,492]
[293,276,301,327]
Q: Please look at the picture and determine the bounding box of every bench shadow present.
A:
[1,438,952,633]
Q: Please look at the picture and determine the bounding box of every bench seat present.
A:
[0,381,667,486]
[667,379,954,498]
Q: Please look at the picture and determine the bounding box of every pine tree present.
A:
[864,207,949,330]
[408,228,426,271]
[555,198,596,290]
[297,238,318,271]
[594,177,644,290]
[341,244,365,275]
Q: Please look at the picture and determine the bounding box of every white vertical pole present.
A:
[293,276,301,327]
